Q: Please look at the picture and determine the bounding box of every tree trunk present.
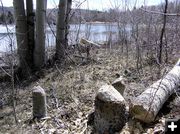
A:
[65,0,72,47]
[34,0,47,68]
[158,0,168,64]
[130,59,180,123]
[56,0,67,60]
[13,0,29,73]
[26,0,35,69]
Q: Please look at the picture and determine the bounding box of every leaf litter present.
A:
[0,48,179,133]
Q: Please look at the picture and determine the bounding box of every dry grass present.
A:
[0,47,179,133]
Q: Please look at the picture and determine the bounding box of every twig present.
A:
[0,65,11,77]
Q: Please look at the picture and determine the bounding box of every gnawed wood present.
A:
[80,38,101,48]
[112,76,126,95]
[94,84,128,133]
[32,86,47,119]
[130,59,180,123]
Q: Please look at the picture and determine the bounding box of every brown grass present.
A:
[0,47,179,133]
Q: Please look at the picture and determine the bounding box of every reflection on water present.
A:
[0,23,127,52]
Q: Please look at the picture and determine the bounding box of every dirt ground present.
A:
[0,47,179,133]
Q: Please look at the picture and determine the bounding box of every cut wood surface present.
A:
[80,38,101,48]
[94,84,128,133]
[32,86,47,119]
[112,76,126,95]
[130,59,180,123]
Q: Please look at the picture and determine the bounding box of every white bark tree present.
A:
[34,0,47,68]
[13,0,29,73]
[130,59,180,123]
[56,0,67,60]
[65,0,72,46]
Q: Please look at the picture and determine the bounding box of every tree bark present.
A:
[56,0,67,60]
[32,86,47,119]
[158,0,168,64]
[65,0,72,47]
[80,38,100,48]
[94,84,128,133]
[130,59,180,123]
[26,0,35,69]
[13,0,29,73]
[112,76,126,95]
[34,0,47,68]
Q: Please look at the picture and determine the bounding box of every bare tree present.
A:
[65,0,72,47]
[13,0,29,74]
[56,0,67,60]
[158,0,168,64]
[26,0,35,69]
[34,0,47,68]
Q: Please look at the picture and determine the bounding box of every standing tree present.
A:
[56,0,67,60]
[158,0,168,64]
[13,0,48,76]
[65,0,72,46]
[34,0,47,68]
[13,0,30,75]
[26,0,35,69]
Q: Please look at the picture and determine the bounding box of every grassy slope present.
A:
[0,48,179,133]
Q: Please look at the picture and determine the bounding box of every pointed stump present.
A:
[32,86,47,119]
[94,84,128,134]
[112,76,126,95]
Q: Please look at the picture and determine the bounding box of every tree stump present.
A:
[94,84,128,134]
[112,76,126,95]
[32,86,47,119]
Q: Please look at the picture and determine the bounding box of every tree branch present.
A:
[140,7,180,16]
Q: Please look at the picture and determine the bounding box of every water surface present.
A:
[0,23,123,52]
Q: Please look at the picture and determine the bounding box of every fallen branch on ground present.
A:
[130,59,180,123]
[80,38,101,48]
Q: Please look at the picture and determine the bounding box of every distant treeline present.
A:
[47,9,109,24]
[0,1,179,25]
[0,6,107,25]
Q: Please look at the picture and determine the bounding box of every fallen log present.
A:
[80,38,101,48]
[78,38,100,58]
[130,59,180,123]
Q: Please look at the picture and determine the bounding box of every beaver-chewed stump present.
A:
[112,76,126,95]
[94,84,128,134]
[32,86,47,119]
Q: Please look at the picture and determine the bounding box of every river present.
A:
[0,23,129,52]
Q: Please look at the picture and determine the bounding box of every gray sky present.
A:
[1,0,163,10]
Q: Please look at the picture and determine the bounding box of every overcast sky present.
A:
[1,0,163,10]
